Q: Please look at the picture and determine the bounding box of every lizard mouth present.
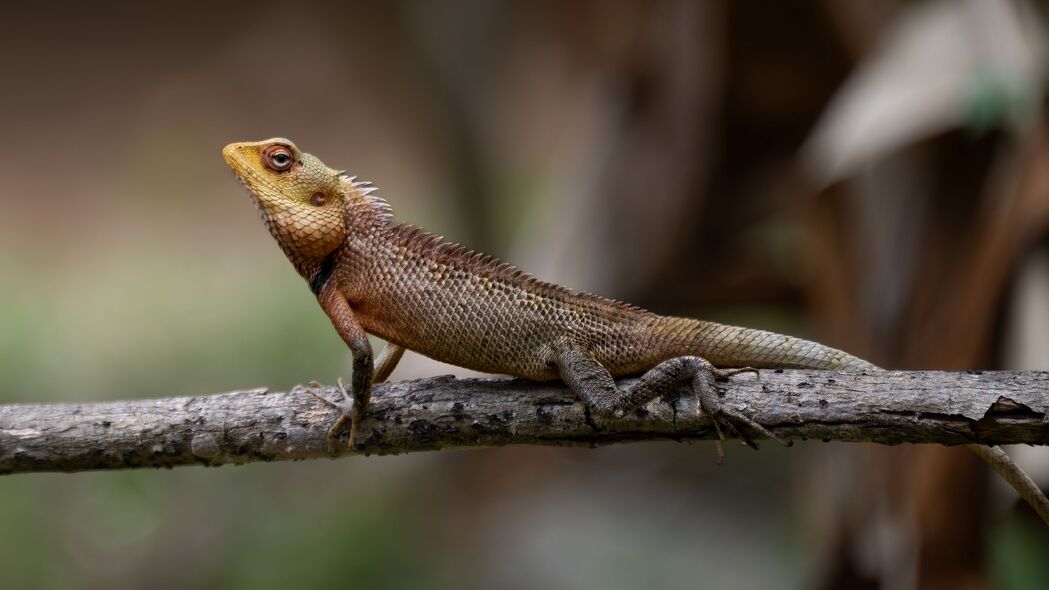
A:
[222,146,269,214]
[223,160,272,224]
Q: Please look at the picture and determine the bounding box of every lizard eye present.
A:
[262,145,295,172]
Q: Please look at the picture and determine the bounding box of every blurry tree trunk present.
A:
[805,90,1049,590]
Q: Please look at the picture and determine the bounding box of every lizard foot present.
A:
[302,378,362,455]
[699,365,790,465]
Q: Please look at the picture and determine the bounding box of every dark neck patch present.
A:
[309,250,339,295]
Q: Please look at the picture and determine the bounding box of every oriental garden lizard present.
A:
[223,137,1049,524]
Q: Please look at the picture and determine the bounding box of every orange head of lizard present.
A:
[223,138,358,278]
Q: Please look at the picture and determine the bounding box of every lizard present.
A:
[222,137,1049,523]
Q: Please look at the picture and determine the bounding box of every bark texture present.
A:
[2,370,1047,474]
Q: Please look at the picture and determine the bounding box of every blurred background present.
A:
[2,1,1048,588]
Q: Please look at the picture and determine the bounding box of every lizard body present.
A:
[342,223,870,381]
[222,138,1048,523]
[224,138,870,380]
[222,138,871,443]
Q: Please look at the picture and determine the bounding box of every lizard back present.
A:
[335,224,666,380]
[335,224,874,379]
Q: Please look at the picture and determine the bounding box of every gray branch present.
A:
[2,370,1048,474]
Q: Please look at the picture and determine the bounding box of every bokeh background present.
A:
[2,1,1049,588]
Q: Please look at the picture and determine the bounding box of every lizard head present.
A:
[223,138,389,279]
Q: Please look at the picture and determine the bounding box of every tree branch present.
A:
[2,370,1048,475]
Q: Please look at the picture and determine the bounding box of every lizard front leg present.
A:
[303,339,401,453]
[309,281,373,453]
[554,345,789,462]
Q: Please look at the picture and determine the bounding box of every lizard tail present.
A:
[663,317,876,371]
[661,318,1049,527]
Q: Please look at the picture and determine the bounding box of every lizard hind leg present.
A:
[554,347,789,462]
[373,343,405,384]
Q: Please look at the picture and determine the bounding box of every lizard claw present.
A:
[300,378,359,455]
[697,367,791,463]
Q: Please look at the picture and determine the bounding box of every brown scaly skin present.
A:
[222,138,1049,521]
[222,137,871,448]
